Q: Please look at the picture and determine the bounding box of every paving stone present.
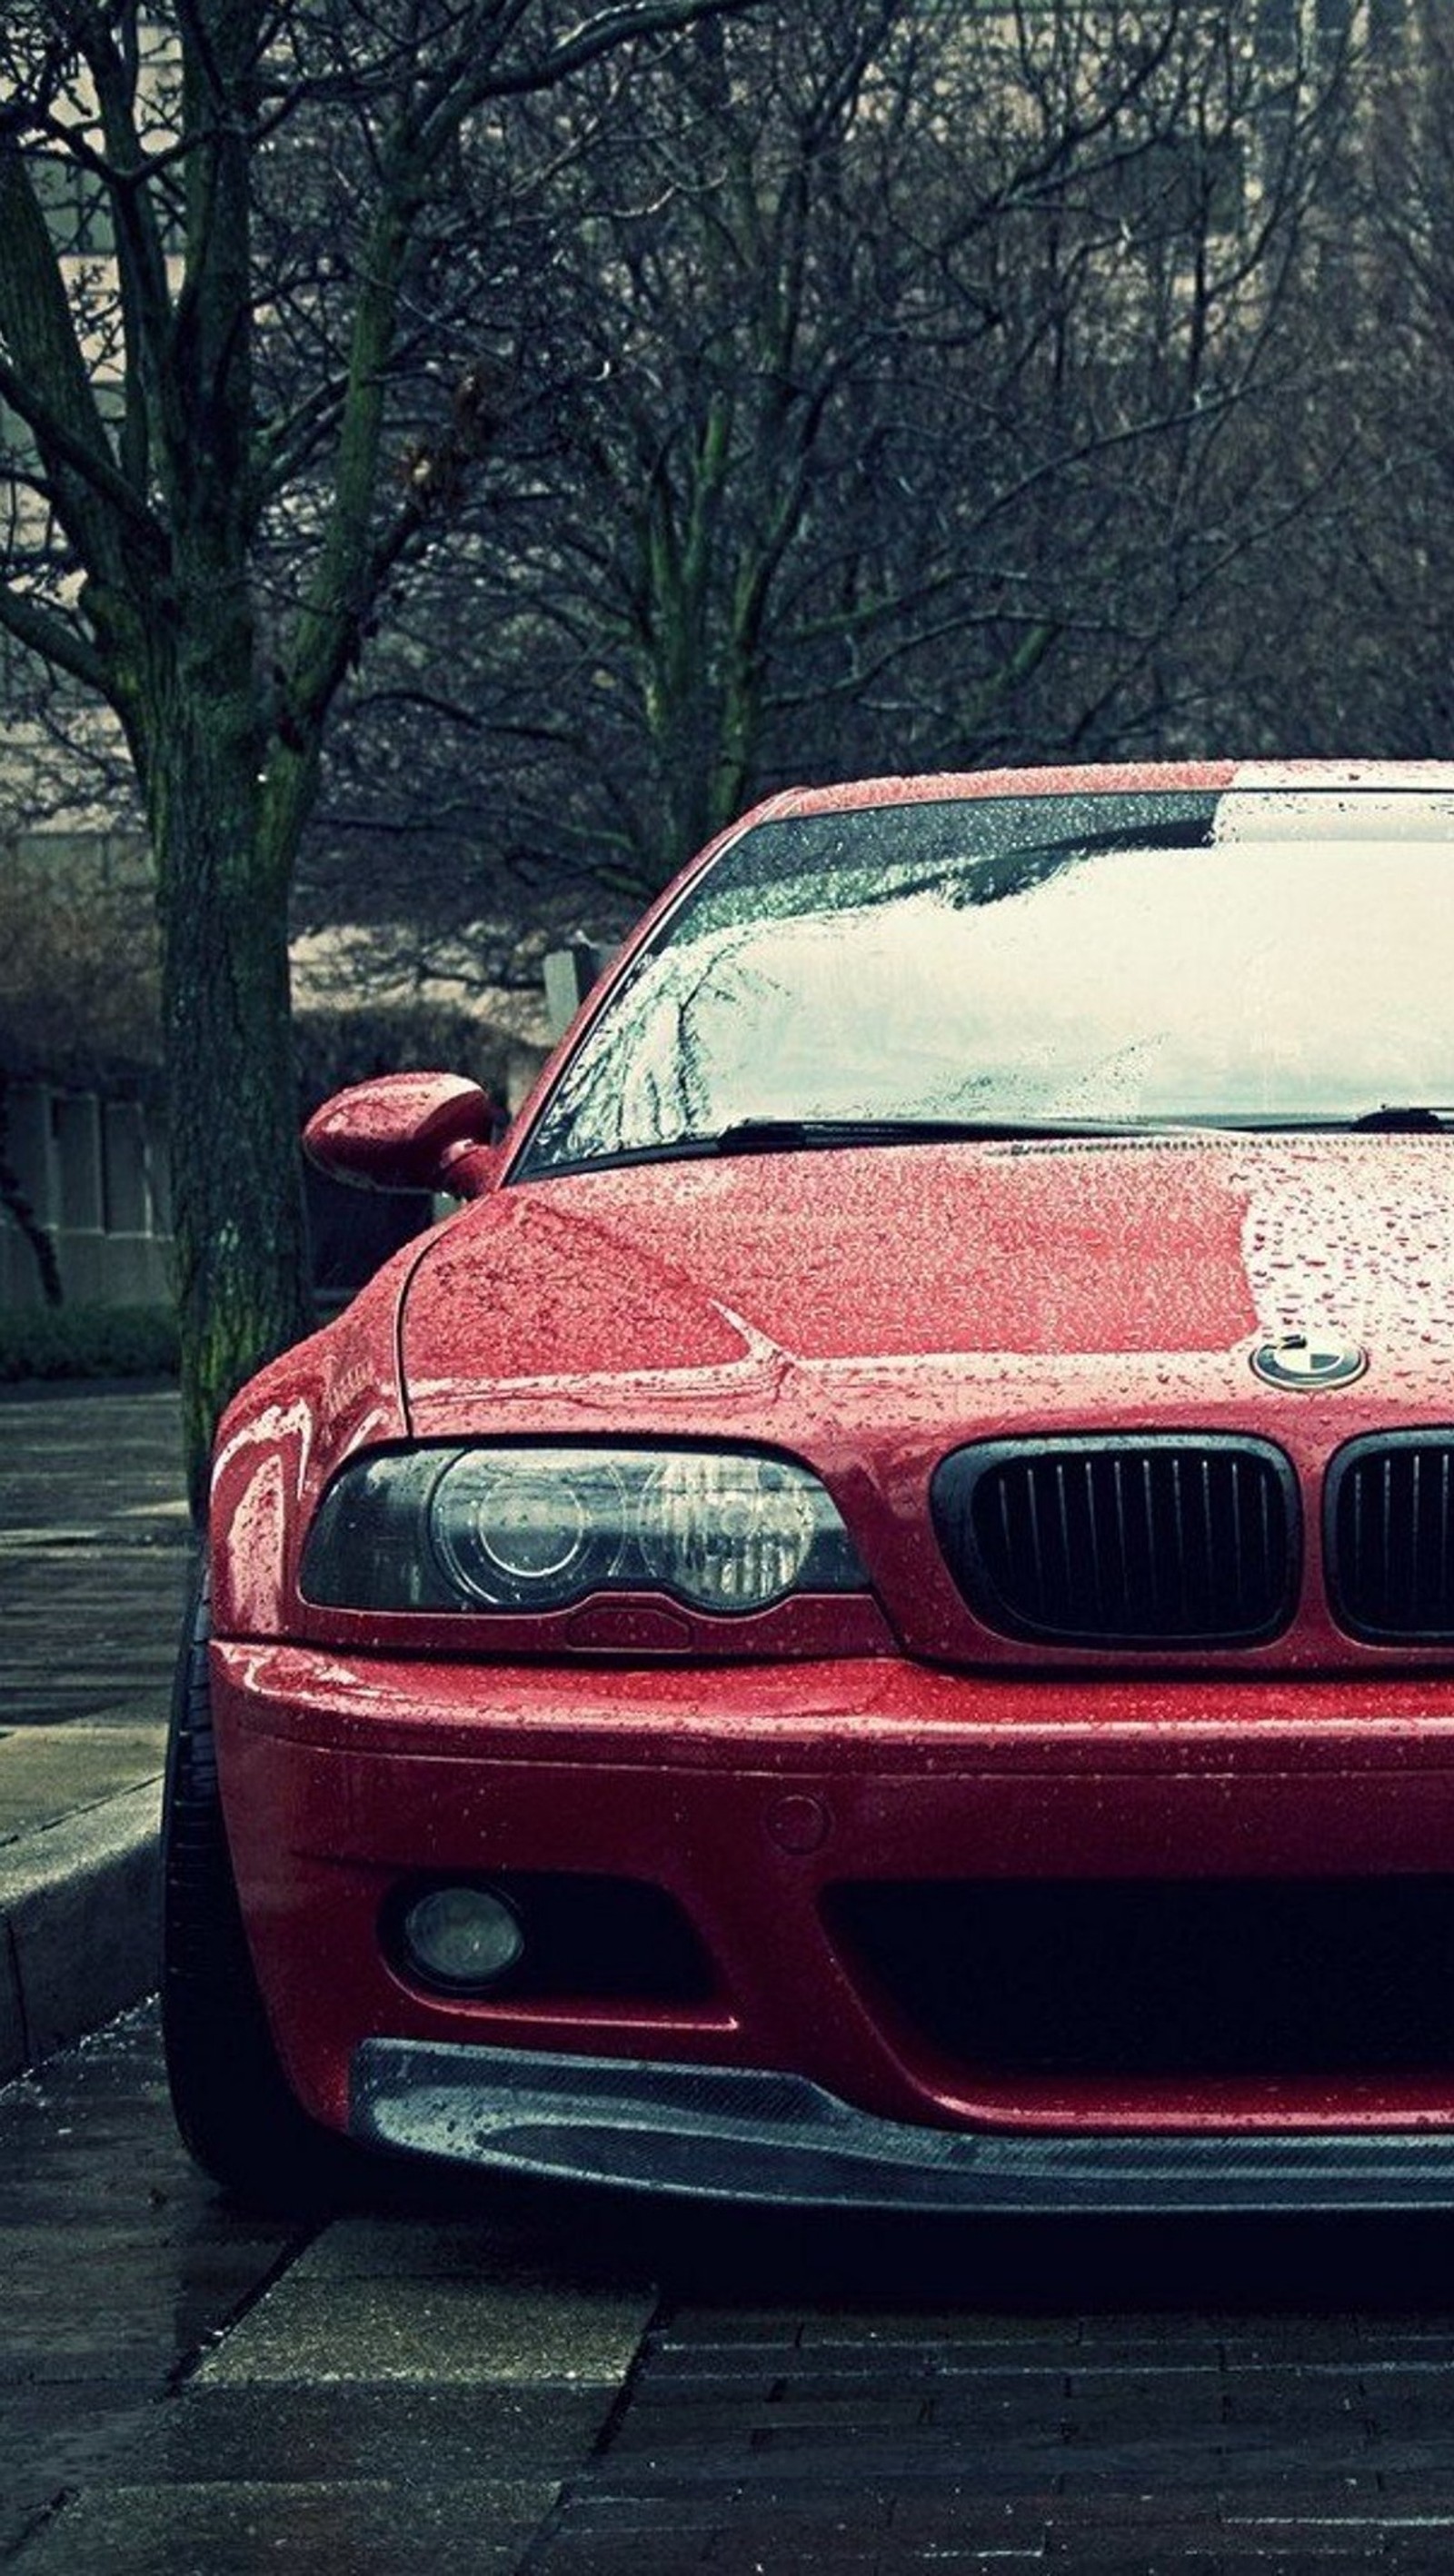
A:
[288,2211,646,2296]
[1203,2545,1397,2565]
[1062,2362,1229,2395]
[1036,2557,1222,2574]
[523,2545,717,2574]
[1060,2484,1382,2524]
[1378,2458,1454,2501]
[793,2311,1088,2351]
[11,2476,554,2573]
[518,2543,715,2575]
[1223,2509,1449,2540]
[0,1553,189,1727]
[610,2398,938,2450]
[124,2382,606,2487]
[195,2270,654,2389]
[0,1391,189,1746]
[648,2351,1072,2400]
[0,2386,157,2557]
[1356,2379,1454,2435]
[653,2310,810,2349]
[697,2545,927,2576]
[0,1730,165,1846]
[543,2483,901,2532]
[0,1390,184,1537]
[1221,2322,1412,2362]
[1382,2533,1454,2568]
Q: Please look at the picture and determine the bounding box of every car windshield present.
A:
[519,787,1454,1176]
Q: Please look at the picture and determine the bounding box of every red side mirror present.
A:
[303,1074,503,1197]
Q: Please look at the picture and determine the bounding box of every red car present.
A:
[165,762,1454,2210]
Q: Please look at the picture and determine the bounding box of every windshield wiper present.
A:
[711,1112,1175,1154]
[531,1113,1240,1179]
[1345,1105,1454,1132]
[702,1114,1225,1154]
[529,1107,1454,1180]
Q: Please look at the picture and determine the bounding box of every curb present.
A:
[0,1781,163,2082]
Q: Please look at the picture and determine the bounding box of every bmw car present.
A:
[164,761,1454,2211]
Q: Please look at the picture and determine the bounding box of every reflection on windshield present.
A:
[521,792,1454,1174]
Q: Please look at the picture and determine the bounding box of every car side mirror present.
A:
[303,1073,504,1198]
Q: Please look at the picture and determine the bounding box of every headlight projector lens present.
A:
[428,1451,625,1607]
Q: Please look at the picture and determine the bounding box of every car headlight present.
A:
[299,1445,868,1616]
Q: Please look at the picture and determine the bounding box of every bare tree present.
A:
[316,0,1351,945]
[0,0,765,1506]
[1249,0,1454,756]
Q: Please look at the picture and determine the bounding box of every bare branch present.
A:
[0,578,108,694]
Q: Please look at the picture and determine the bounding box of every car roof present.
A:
[762,760,1454,821]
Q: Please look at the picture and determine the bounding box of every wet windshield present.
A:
[520,788,1454,1175]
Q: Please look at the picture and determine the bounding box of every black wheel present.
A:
[161,1567,361,2212]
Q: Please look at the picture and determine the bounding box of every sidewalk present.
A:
[0,1383,191,2078]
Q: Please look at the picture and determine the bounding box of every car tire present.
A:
[161,1568,362,2213]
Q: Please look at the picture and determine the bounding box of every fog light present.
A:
[401,1886,523,1991]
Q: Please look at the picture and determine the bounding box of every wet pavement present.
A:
[12,2010,1454,2570]
[0,2009,650,2573]
[0,2008,299,2562]
[0,1383,190,1734]
[1,1386,188,2077]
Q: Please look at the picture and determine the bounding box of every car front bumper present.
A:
[213,1638,1454,2195]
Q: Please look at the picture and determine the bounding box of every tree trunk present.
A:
[149,692,312,1520]
[0,1072,64,1307]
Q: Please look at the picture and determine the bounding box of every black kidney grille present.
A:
[932,1437,1297,1646]
[1329,1436,1454,1640]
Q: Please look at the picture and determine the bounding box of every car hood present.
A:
[399,1134,1454,1429]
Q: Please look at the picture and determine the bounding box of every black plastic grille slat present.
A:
[931,1437,1296,1646]
[1330,1437,1454,1640]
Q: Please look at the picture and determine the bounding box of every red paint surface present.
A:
[207,762,1454,2166]
[402,1142,1261,1385]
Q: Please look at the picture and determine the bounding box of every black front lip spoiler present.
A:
[352,2040,1454,2214]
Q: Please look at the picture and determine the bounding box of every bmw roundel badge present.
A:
[1250,1333,1368,1391]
